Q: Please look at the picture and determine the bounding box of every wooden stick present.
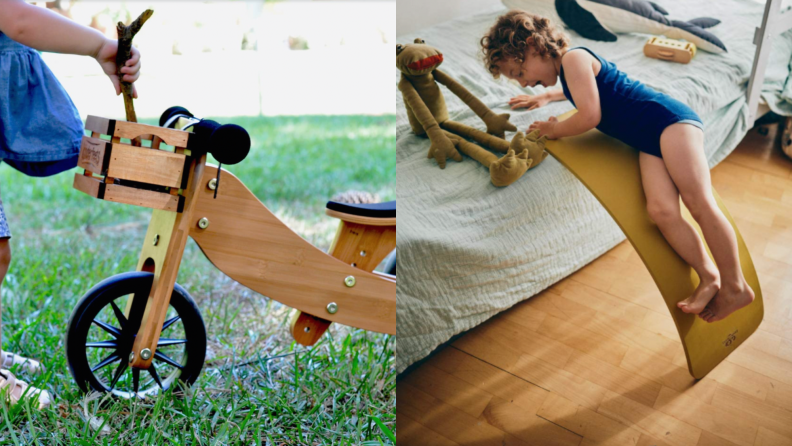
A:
[116,9,153,124]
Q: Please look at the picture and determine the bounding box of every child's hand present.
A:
[93,37,140,98]
[527,116,559,140]
[509,93,550,111]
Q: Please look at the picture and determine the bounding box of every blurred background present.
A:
[39,0,395,118]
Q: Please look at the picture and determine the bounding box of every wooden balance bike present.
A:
[65,106,396,398]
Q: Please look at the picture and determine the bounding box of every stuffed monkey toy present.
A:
[397,38,550,186]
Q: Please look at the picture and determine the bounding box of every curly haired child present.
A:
[480,10,755,323]
[0,0,141,409]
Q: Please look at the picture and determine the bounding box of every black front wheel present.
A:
[65,271,206,398]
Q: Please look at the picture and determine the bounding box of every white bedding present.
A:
[396,0,792,375]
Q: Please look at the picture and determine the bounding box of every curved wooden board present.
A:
[545,109,764,379]
[188,165,396,335]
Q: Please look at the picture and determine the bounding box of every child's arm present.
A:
[549,51,601,139]
[509,88,565,110]
[0,0,140,97]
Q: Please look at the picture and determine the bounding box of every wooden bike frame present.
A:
[73,116,395,370]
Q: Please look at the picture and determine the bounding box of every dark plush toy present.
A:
[397,38,550,187]
[556,0,727,53]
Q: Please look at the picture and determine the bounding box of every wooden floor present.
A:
[396,123,792,446]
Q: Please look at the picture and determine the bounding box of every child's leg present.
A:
[638,151,721,313]
[659,123,755,322]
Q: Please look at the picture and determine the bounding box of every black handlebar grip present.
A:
[192,120,251,165]
[210,124,251,165]
[159,106,193,128]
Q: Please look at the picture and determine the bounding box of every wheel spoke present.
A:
[109,300,127,329]
[132,367,141,394]
[154,351,184,370]
[162,315,181,331]
[109,360,128,390]
[86,340,118,349]
[158,338,187,347]
[91,353,121,373]
[148,363,165,390]
[92,320,122,339]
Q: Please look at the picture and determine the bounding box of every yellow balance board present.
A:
[545,109,764,379]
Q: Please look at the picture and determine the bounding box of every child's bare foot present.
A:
[677,271,720,314]
[699,280,756,323]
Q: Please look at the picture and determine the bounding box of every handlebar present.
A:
[159,106,251,166]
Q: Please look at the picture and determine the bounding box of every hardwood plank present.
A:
[563,349,662,408]
[397,381,532,446]
[696,430,742,446]
[619,346,717,405]
[766,378,792,413]
[653,386,758,446]
[726,345,792,386]
[538,314,630,367]
[428,347,550,414]
[510,353,608,411]
[536,392,641,446]
[559,280,649,325]
[754,427,792,446]
[597,389,702,446]
[483,396,583,446]
[710,384,792,440]
[452,316,575,370]
[399,362,493,419]
[396,409,459,446]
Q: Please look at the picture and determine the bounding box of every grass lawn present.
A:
[0,115,395,445]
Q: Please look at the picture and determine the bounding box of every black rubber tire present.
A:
[65,271,206,398]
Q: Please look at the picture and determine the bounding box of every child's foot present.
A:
[0,369,50,409]
[699,280,756,323]
[0,351,42,374]
[677,271,720,314]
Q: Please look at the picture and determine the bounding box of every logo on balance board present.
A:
[722,329,738,347]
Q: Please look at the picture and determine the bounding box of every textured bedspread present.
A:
[396,0,792,375]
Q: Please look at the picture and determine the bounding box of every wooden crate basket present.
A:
[73,116,195,212]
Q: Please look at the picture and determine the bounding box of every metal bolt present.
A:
[344,276,356,287]
[153,234,160,246]
[326,302,338,314]
[208,178,217,190]
[128,351,135,362]
[140,348,152,360]
[360,250,367,257]
[304,326,311,333]
[198,217,210,229]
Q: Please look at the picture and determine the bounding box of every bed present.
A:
[395,0,792,375]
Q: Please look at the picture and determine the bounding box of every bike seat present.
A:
[325,200,395,218]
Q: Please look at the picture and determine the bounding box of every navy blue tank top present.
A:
[558,46,700,154]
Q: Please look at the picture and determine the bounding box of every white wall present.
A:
[396,0,502,35]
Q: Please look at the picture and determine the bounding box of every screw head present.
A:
[208,178,217,190]
[360,250,367,257]
[128,351,135,362]
[344,276,356,287]
[140,348,152,360]
[326,302,338,314]
[153,234,160,246]
[198,217,210,229]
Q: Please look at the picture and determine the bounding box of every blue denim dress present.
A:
[559,46,704,159]
[0,30,83,237]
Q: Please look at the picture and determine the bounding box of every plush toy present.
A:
[554,0,727,53]
[397,38,550,186]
